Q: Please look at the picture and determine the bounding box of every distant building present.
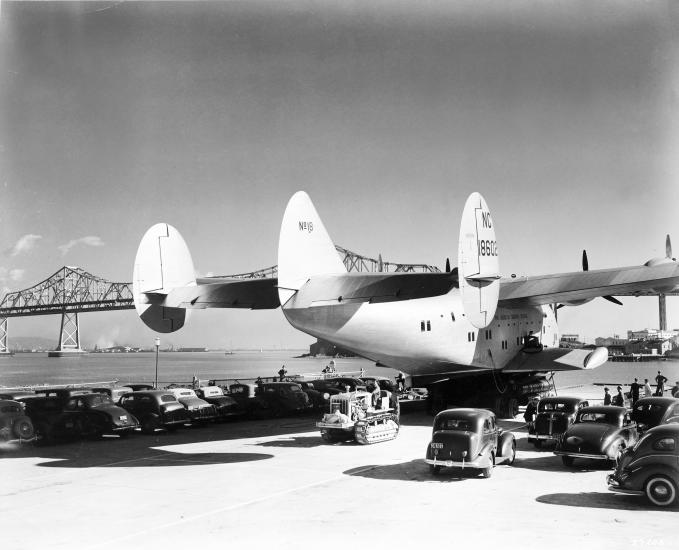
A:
[627,328,678,341]
[559,334,584,348]
[594,336,627,356]
[309,339,355,357]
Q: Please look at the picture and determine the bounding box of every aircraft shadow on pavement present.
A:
[344,459,487,483]
[34,449,274,469]
[537,492,679,512]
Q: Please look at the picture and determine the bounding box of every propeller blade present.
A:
[603,295,623,306]
[582,250,589,271]
[666,234,673,259]
[445,258,451,273]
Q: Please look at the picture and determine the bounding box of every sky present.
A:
[1,1,679,350]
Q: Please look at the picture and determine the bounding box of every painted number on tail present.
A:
[298,221,314,233]
[478,240,498,256]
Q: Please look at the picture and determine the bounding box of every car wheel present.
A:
[429,465,441,476]
[645,476,678,507]
[481,453,495,478]
[13,418,34,440]
[561,455,575,467]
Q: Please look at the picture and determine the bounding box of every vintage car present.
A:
[630,397,679,433]
[254,382,312,417]
[194,386,244,420]
[119,391,189,434]
[91,386,134,404]
[425,408,516,478]
[296,381,329,410]
[20,393,136,443]
[0,399,35,443]
[311,377,367,396]
[554,405,638,467]
[607,424,679,507]
[22,393,138,443]
[528,396,589,448]
[166,388,218,423]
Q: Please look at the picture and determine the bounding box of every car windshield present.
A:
[577,412,619,425]
[1,404,22,414]
[86,394,113,407]
[539,402,574,413]
[160,395,177,403]
[436,418,473,431]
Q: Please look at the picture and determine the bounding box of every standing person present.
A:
[524,397,538,432]
[655,371,668,396]
[612,386,624,407]
[643,379,653,397]
[396,372,406,393]
[278,366,287,381]
[630,378,641,406]
[603,387,611,405]
[672,381,679,398]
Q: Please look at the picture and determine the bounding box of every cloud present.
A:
[0,267,25,295]
[9,269,24,281]
[6,234,42,256]
[58,236,105,255]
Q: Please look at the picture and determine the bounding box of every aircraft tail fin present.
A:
[277,191,346,305]
[458,192,500,328]
[132,223,196,333]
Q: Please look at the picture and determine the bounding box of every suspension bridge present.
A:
[0,246,441,355]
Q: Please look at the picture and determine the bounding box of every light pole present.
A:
[154,337,160,389]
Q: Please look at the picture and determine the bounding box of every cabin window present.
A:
[427,321,431,331]
[451,312,455,322]
[420,321,425,332]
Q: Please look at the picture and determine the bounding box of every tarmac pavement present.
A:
[2,409,677,550]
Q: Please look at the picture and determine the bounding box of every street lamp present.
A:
[154,337,160,389]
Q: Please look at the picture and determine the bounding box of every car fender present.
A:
[628,463,679,488]
[499,431,515,458]
[476,442,495,467]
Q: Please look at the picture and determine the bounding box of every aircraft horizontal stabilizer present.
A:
[501,346,609,373]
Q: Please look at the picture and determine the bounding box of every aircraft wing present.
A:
[144,277,280,310]
[501,346,609,373]
[498,263,679,308]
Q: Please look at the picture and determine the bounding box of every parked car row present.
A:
[425,396,678,507]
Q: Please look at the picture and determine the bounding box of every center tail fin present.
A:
[277,191,346,306]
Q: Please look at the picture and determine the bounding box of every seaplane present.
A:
[132,192,679,417]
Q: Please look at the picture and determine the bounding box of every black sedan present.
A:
[630,396,679,433]
[528,396,589,448]
[554,405,638,467]
[607,424,679,507]
[425,408,515,478]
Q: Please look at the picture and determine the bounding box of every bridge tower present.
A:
[48,311,85,357]
[0,317,11,355]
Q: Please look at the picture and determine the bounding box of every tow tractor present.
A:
[316,389,399,444]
